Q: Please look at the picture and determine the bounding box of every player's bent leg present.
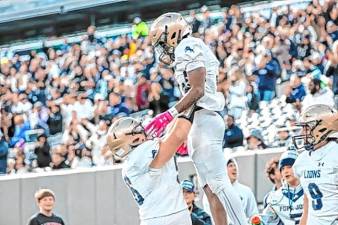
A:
[204,184,228,225]
[188,109,247,225]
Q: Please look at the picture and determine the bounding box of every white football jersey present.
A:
[293,141,338,225]
[122,139,187,220]
[263,184,304,225]
[174,36,225,111]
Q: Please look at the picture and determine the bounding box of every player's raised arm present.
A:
[174,67,205,113]
[150,118,191,169]
[144,66,204,137]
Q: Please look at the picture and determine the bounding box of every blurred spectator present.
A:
[148,82,166,115]
[302,78,335,111]
[189,10,202,36]
[273,126,291,148]
[181,180,212,225]
[245,84,259,113]
[107,92,130,118]
[223,114,244,149]
[132,17,149,39]
[254,51,281,102]
[77,147,94,168]
[10,114,31,147]
[34,134,51,168]
[263,157,282,208]
[226,158,258,219]
[136,73,150,110]
[47,104,63,135]
[246,129,267,150]
[227,67,247,119]
[199,5,214,34]
[0,131,9,174]
[285,74,306,105]
[325,40,338,107]
[51,146,70,170]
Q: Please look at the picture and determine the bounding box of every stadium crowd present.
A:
[0,0,338,175]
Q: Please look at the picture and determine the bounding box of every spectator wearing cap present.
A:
[226,158,258,220]
[302,78,335,111]
[223,114,244,150]
[181,180,212,225]
[34,134,51,168]
[132,17,149,39]
[246,129,267,150]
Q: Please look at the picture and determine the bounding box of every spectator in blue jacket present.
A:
[285,74,306,104]
[254,51,281,102]
[0,131,9,174]
[223,114,244,149]
[10,114,31,147]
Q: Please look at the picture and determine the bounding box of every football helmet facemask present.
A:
[106,117,146,158]
[150,12,191,65]
[292,104,338,151]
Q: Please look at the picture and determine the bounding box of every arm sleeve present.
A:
[175,41,205,73]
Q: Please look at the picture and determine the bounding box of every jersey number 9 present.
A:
[308,183,323,211]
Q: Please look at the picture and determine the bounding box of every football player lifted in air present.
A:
[292,104,338,225]
[145,13,247,225]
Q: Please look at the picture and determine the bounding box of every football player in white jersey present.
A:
[292,104,338,225]
[145,13,247,225]
[106,117,192,225]
[262,149,304,225]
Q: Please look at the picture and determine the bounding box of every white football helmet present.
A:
[150,12,191,65]
[292,104,338,151]
[106,117,146,158]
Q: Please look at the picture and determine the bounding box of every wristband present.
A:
[168,107,179,118]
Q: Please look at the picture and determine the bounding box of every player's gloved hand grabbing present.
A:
[145,107,178,137]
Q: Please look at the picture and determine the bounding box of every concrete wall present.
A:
[0,149,284,225]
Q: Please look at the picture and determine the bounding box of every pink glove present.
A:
[145,108,178,137]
